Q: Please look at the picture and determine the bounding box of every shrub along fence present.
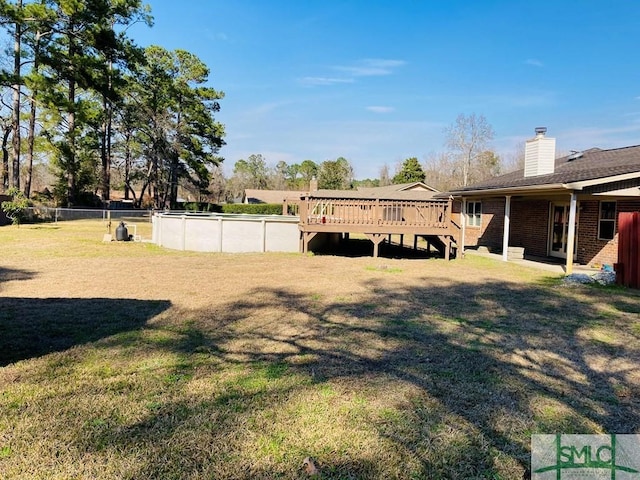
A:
[220,203,284,215]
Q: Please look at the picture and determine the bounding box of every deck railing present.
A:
[298,197,453,230]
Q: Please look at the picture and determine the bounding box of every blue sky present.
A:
[129,0,640,179]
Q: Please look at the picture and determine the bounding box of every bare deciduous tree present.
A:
[445,113,495,187]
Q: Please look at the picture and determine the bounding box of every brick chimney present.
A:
[309,176,318,191]
[524,127,556,177]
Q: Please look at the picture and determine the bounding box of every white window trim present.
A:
[466,201,482,228]
[597,201,616,241]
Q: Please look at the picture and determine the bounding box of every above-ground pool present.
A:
[152,212,300,253]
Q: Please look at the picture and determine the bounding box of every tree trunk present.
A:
[65,31,77,206]
[24,34,42,199]
[169,156,179,208]
[2,124,12,191]
[24,89,37,199]
[11,2,22,189]
[124,131,131,200]
[100,96,109,203]
[66,78,76,205]
[100,56,113,204]
[152,157,158,208]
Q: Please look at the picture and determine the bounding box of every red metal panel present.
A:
[635,212,640,289]
[617,212,640,289]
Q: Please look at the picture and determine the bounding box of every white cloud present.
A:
[300,58,406,87]
[480,91,557,108]
[554,124,640,152]
[239,101,294,118]
[204,30,229,42]
[525,58,544,67]
[333,58,406,77]
[299,76,355,86]
[367,106,394,113]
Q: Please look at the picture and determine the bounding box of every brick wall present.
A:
[510,200,550,257]
[477,199,505,249]
[577,199,640,267]
[455,198,548,254]
[456,196,640,264]
[453,198,505,250]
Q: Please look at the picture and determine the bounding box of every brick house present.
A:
[448,128,640,273]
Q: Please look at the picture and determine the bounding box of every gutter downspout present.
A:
[565,192,578,275]
[502,195,511,262]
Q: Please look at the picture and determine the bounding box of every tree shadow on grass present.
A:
[78,279,640,479]
[0,266,37,285]
[0,297,171,366]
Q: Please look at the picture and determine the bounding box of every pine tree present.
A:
[392,157,425,184]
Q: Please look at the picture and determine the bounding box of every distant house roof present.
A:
[357,181,439,195]
[246,182,441,203]
[447,145,640,196]
[304,182,440,201]
[244,189,306,204]
[304,189,439,201]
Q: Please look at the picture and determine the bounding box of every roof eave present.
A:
[564,171,640,190]
[449,183,568,197]
[449,169,640,197]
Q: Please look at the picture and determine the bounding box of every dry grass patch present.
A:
[0,220,639,479]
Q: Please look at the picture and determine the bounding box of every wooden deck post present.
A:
[302,232,318,253]
[365,233,385,257]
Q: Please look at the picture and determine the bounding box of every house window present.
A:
[466,201,482,227]
[383,206,403,222]
[598,201,616,240]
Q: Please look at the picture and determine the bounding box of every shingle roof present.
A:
[303,188,438,201]
[450,145,640,193]
[357,181,438,195]
[244,189,306,203]
[248,182,441,202]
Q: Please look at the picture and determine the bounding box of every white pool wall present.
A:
[152,212,300,253]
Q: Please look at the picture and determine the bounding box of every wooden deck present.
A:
[297,195,460,258]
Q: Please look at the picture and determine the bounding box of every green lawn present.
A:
[0,220,638,479]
